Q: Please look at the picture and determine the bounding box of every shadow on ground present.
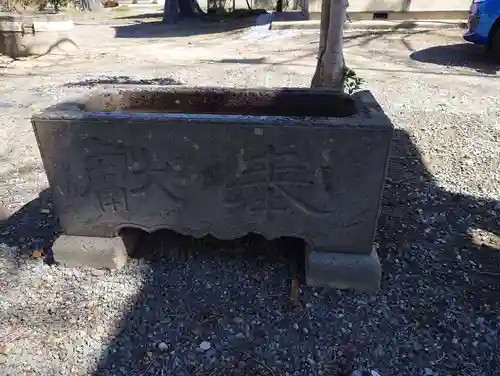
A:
[197,29,440,68]
[112,13,271,39]
[410,43,500,74]
[215,57,268,64]
[114,12,166,20]
[198,54,314,68]
[342,29,433,51]
[62,76,182,87]
[0,189,60,263]
[1,128,499,375]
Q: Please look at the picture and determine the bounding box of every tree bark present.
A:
[302,0,309,17]
[80,0,103,11]
[276,0,283,12]
[163,0,204,23]
[310,0,347,90]
[163,0,182,23]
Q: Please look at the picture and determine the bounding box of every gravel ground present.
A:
[1,15,500,376]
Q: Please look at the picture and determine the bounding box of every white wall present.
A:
[348,0,470,12]
[230,0,471,13]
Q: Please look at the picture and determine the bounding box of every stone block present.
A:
[52,235,128,270]
[0,12,75,58]
[306,247,381,292]
[32,86,393,289]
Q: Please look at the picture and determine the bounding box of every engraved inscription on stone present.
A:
[124,147,185,203]
[84,153,129,213]
[202,161,233,187]
[70,137,189,213]
[58,163,85,199]
[98,188,129,213]
[223,145,338,220]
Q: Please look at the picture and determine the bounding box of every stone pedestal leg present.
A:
[305,247,381,293]
[51,233,138,270]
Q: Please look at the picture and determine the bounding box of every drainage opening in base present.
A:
[373,12,389,20]
[119,227,306,282]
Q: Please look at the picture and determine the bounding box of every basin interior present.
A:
[83,88,358,118]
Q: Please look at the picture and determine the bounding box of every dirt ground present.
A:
[0,12,500,376]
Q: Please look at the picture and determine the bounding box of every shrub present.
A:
[2,0,69,11]
[49,0,69,11]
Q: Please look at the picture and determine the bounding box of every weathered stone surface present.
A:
[52,234,128,270]
[0,12,75,58]
[32,86,393,287]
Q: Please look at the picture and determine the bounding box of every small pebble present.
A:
[199,341,211,351]
[351,370,382,376]
[158,342,168,351]
[0,343,12,355]
[350,371,365,376]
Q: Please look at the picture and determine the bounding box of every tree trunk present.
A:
[163,0,182,23]
[80,0,104,11]
[163,0,204,23]
[310,0,347,90]
[302,0,309,17]
[276,0,283,12]
[207,0,216,13]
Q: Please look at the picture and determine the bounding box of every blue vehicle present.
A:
[464,0,500,56]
